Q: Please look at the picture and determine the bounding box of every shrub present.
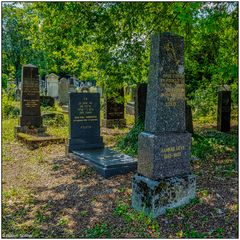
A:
[117,118,144,156]
[2,90,20,119]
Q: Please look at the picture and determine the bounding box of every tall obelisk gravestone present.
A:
[132,33,196,217]
[15,64,45,134]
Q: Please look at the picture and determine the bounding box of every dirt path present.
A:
[2,129,238,238]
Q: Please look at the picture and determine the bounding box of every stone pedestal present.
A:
[15,126,46,136]
[132,173,196,217]
[138,132,191,179]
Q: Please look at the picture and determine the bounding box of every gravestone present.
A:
[186,103,194,133]
[67,93,104,152]
[217,86,231,132]
[16,64,44,132]
[46,73,59,98]
[67,92,137,178]
[135,83,148,122]
[15,88,21,101]
[96,86,103,97]
[132,33,196,217]
[102,88,126,128]
[68,78,77,93]
[15,64,65,148]
[126,102,135,115]
[59,77,69,105]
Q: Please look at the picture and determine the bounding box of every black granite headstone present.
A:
[102,88,126,128]
[132,33,196,217]
[186,103,193,134]
[217,90,231,132]
[19,64,42,128]
[68,92,104,152]
[134,83,147,122]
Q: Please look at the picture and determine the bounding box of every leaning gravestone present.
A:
[132,33,196,217]
[67,92,137,178]
[217,85,231,132]
[134,83,148,122]
[58,77,69,105]
[102,88,126,128]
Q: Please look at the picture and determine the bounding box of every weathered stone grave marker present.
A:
[15,64,65,148]
[67,92,137,178]
[58,77,69,105]
[132,33,196,217]
[126,87,135,115]
[46,73,59,98]
[217,86,231,132]
[102,88,126,128]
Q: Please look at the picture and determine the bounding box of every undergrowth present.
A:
[116,118,144,156]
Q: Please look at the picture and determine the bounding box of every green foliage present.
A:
[2,2,238,114]
[114,201,160,237]
[116,118,144,156]
[2,91,20,119]
[85,223,111,238]
[2,74,8,89]
[192,130,238,160]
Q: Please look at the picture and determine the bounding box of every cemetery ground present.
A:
[2,103,238,239]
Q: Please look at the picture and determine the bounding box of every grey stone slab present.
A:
[69,148,137,178]
[132,173,196,217]
[138,131,191,179]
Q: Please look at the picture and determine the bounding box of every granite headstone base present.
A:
[66,147,137,178]
[138,131,191,179]
[102,119,126,128]
[132,173,196,218]
[15,125,46,135]
[15,130,65,149]
[20,116,43,128]
[67,137,104,152]
[126,102,135,115]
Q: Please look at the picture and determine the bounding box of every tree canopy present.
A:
[2,2,238,112]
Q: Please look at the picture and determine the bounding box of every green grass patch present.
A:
[85,223,111,238]
[192,130,237,160]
